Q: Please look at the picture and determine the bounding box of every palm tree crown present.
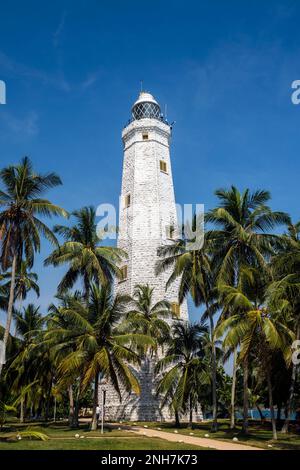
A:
[126,284,171,349]
[206,186,290,284]
[156,322,208,421]
[44,206,125,299]
[0,156,67,269]
[0,156,67,376]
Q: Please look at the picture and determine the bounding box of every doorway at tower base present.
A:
[98,357,203,422]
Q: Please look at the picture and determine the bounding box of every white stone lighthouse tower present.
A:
[100,91,189,421]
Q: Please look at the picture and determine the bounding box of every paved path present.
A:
[109,424,262,451]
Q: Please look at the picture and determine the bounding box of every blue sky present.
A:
[0,0,300,324]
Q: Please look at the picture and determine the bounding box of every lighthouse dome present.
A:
[132,91,161,120]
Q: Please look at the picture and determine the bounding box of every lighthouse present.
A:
[100,91,189,421]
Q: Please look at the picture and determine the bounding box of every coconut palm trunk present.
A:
[14,296,23,337]
[276,403,282,427]
[209,312,218,432]
[230,347,237,429]
[256,404,264,421]
[45,381,53,421]
[20,396,25,423]
[72,376,83,428]
[68,385,75,428]
[0,254,17,377]
[175,408,180,428]
[91,373,99,431]
[242,356,249,434]
[188,395,193,428]
[265,361,277,440]
[53,397,57,422]
[281,324,300,433]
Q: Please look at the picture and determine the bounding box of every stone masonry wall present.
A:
[99,117,196,422]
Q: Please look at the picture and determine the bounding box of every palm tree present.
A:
[0,157,67,376]
[0,275,8,311]
[157,229,220,431]
[207,186,290,429]
[125,284,171,353]
[50,284,152,430]
[3,260,39,303]
[46,291,89,428]
[269,222,300,432]
[156,321,209,427]
[14,304,43,341]
[44,206,125,303]
[2,260,39,334]
[216,279,294,439]
[7,304,44,422]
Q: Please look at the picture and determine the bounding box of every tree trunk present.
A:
[256,404,264,421]
[230,347,237,429]
[45,383,52,421]
[14,296,23,337]
[0,254,17,377]
[281,324,300,433]
[188,396,193,428]
[20,396,24,423]
[276,403,282,427]
[53,397,57,422]
[266,365,277,440]
[175,409,180,428]
[242,356,249,434]
[36,398,42,420]
[68,385,76,428]
[209,312,218,432]
[91,373,99,431]
[73,377,82,427]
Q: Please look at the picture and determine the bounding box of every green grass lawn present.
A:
[125,419,300,450]
[0,421,205,450]
[3,419,299,450]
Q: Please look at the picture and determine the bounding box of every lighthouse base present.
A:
[98,357,203,422]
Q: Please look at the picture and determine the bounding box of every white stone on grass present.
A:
[75,434,80,438]
[204,433,210,437]
[233,437,239,441]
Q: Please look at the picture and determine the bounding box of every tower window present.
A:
[160,160,167,173]
[171,302,180,318]
[125,193,131,208]
[166,225,175,240]
[142,133,149,140]
[119,265,128,282]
